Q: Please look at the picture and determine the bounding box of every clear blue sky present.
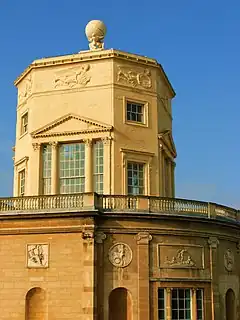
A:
[0,0,239,208]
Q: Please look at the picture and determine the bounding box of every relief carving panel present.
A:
[54,64,91,89]
[27,244,49,268]
[18,76,32,103]
[117,65,152,89]
[108,243,132,268]
[224,249,234,272]
[159,244,204,269]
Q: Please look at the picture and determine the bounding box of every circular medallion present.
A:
[224,249,234,272]
[108,243,132,268]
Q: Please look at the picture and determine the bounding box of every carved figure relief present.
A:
[54,64,91,89]
[27,244,48,268]
[165,249,196,267]
[18,76,32,103]
[109,243,132,268]
[117,65,152,89]
[224,249,234,272]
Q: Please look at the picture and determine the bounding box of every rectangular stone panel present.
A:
[158,244,204,269]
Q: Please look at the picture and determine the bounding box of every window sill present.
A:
[19,131,28,140]
[125,120,148,128]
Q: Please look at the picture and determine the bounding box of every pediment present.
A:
[31,113,112,138]
[158,130,177,158]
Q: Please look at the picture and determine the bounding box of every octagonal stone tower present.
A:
[13,20,176,198]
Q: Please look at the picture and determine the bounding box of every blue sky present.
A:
[0,0,239,208]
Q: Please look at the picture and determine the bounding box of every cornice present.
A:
[14,156,29,167]
[32,128,112,139]
[14,49,175,97]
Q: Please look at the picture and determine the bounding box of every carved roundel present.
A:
[108,243,132,268]
[224,249,234,272]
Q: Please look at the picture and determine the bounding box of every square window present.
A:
[21,112,28,135]
[126,101,144,124]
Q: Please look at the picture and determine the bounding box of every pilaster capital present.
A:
[208,237,219,249]
[166,288,172,294]
[49,141,58,149]
[101,136,112,145]
[32,142,41,151]
[135,231,152,245]
[95,231,107,244]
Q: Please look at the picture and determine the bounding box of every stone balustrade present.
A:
[0,193,238,223]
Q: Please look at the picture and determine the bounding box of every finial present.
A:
[85,20,107,51]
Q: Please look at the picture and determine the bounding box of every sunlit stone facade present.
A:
[1,21,239,320]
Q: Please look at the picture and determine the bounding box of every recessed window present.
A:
[126,101,144,123]
[21,112,28,135]
[172,288,191,320]
[196,289,204,320]
[127,162,144,195]
[42,145,52,195]
[93,140,104,194]
[158,288,165,320]
[59,143,85,194]
[19,169,25,196]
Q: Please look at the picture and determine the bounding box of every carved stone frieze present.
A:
[18,76,32,103]
[165,249,196,267]
[117,65,152,89]
[224,249,234,272]
[95,231,107,244]
[159,244,204,269]
[54,64,91,89]
[27,244,49,268]
[135,232,152,244]
[108,243,132,268]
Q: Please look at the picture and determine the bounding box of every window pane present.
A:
[158,289,165,320]
[126,101,144,123]
[127,162,144,195]
[42,144,52,195]
[172,289,191,320]
[196,289,204,320]
[93,140,104,194]
[59,143,85,194]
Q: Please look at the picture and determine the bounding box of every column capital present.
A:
[95,231,107,244]
[32,142,41,151]
[208,236,219,249]
[135,232,152,244]
[83,138,93,147]
[49,141,58,149]
[166,288,172,294]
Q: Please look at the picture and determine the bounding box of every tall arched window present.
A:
[225,288,236,320]
[25,287,47,320]
[109,287,132,320]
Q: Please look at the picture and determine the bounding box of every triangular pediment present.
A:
[158,130,177,158]
[31,113,113,138]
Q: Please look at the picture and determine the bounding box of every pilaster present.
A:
[159,144,163,196]
[95,231,107,320]
[208,237,220,320]
[82,230,95,320]
[135,232,152,320]
[32,143,41,195]
[166,288,172,320]
[84,139,93,193]
[50,142,58,194]
[102,137,112,194]
[192,288,197,320]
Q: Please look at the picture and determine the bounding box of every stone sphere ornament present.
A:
[85,20,107,50]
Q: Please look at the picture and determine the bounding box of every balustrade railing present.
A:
[0,193,238,223]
